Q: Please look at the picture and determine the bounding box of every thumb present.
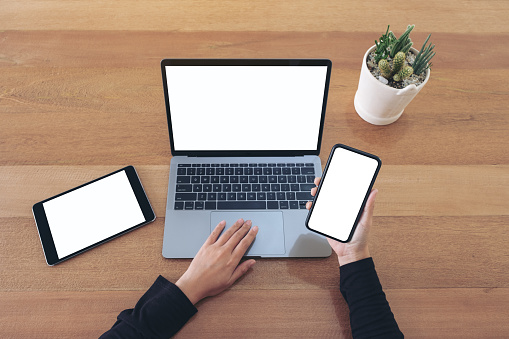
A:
[229,259,256,285]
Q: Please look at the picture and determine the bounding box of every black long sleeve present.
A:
[340,258,403,338]
[100,275,197,339]
[101,259,402,338]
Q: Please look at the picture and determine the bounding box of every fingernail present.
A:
[246,220,252,226]
[237,218,244,224]
[252,226,259,233]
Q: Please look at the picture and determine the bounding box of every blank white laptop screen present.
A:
[165,65,328,151]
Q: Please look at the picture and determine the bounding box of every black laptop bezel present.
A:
[160,58,332,157]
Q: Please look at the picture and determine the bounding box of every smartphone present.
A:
[306,144,381,243]
[32,166,156,265]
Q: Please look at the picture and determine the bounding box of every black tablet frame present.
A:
[160,58,332,157]
[32,166,156,266]
[305,144,382,243]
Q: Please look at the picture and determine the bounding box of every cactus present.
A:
[377,51,413,82]
[393,65,414,82]
[392,52,406,75]
[374,25,435,82]
[378,59,392,78]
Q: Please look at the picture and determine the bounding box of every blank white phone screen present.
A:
[43,171,146,259]
[308,147,379,241]
[165,65,328,151]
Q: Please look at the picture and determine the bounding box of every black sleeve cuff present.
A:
[339,258,404,338]
[114,275,198,338]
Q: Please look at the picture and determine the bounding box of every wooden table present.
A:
[1,1,508,337]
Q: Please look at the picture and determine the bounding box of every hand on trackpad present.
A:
[210,212,286,256]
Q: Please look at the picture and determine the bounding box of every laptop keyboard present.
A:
[173,163,316,210]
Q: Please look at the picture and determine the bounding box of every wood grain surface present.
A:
[1,1,508,338]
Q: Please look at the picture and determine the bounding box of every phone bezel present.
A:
[305,144,381,243]
[32,166,156,266]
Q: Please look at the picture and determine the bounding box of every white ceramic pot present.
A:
[354,45,431,125]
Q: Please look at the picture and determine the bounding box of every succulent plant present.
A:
[394,65,414,81]
[392,52,406,75]
[378,59,392,79]
[374,25,435,81]
[412,34,435,75]
[389,25,414,58]
[374,25,414,63]
[374,26,397,63]
[377,51,414,82]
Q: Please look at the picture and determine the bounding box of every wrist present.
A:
[175,276,202,305]
[337,249,370,266]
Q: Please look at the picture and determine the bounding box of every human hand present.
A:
[306,177,378,266]
[175,219,258,304]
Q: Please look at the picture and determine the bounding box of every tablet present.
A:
[32,166,156,265]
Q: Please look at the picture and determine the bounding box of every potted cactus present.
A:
[354,25,436,125]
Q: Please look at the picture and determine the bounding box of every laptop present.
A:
[161,59,332,258]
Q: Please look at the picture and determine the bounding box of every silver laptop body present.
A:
[161,59,332,258]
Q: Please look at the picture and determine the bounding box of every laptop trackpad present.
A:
[210,211,285,256]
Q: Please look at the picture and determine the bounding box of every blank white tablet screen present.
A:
[43,171,146,259]
[308,147,379,241]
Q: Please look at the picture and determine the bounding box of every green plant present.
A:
[390,25,414,58]
[374,25,414,63]
[394,65,414,81]
[378,51,414,82]
[373,25,435,81]
[412,34,435,75]
[374,26,397,63]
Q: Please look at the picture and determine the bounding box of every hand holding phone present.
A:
[306,144,381,243]
[308,179,378,265]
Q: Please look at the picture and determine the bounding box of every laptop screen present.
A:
[161,59,331,156]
